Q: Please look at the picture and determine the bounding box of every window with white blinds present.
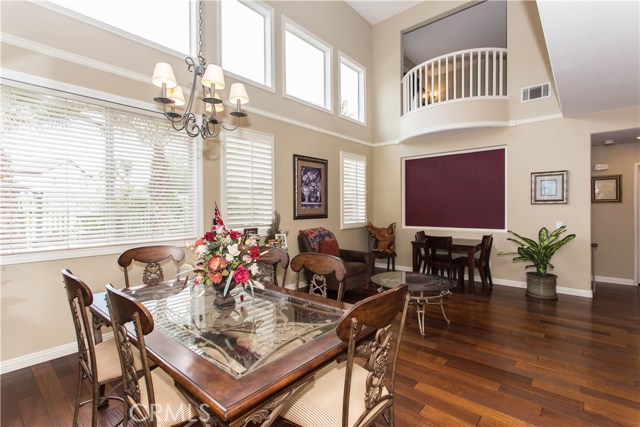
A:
[341,151,367,229]
[0,84,199,265]
[222,130,274,231]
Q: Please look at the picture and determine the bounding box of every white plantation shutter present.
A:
[223,131,274,230]
[0,84,199,264]
[341,151,367,229]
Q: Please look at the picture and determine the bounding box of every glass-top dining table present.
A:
[90,279,350,426]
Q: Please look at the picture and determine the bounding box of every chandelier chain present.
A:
[198,0,204,64]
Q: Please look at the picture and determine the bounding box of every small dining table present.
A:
[411,238,482,292]
[90,279,350,426]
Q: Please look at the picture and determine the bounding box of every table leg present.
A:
[467,249,475,294]
[416,300,426,337]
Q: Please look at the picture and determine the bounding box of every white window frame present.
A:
[39,0,197,58]
[0,75,202,265]
[340,151,367,229]
[217,0,275,92]
[282,16,333,113]
[339,52,366,125]
[221,129,275,233]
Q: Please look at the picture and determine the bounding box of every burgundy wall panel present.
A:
[405,149,505,229]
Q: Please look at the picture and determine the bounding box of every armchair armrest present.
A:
[339,249,375,277]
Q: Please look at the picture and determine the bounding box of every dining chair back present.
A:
[425,236,462,284]
[117,245,185,288]
[291,252,347,301]
[415,231,428,273]
[280,284,410,427]
[257,246,290,286]
[62,269,126,427]
[105,284,198,427]
[454,234,493,291]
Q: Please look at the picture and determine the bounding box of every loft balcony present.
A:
[400,48,509,141]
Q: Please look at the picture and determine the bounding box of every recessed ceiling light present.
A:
[603,139,615,145]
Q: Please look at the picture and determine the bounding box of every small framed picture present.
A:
[592,175,621,203]
[531,170,568,204]
[243,227,258,237]
[274,233,288,249]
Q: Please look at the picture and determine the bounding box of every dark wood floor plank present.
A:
[18,395,53,427]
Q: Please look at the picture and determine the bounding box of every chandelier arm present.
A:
[218,116,241,132]
[181,113,201,138]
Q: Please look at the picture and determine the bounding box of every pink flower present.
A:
[229,230,243,240]
[195,238,204,247]
[250,246,261,259]
[208,256,227,271]
[233,264,250,284]
[208,271,223,284]
[204,232,214,241]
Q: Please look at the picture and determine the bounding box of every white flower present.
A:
[227,243,240,257]
[250,264,260,275]
[196,245,208,255]
[225,252,234,262]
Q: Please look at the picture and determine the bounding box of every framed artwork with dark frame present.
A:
[592,175,622,203]
[531,170,568,204]
[293,154,328,219]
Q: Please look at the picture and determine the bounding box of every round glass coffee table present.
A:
[371,271,457,336]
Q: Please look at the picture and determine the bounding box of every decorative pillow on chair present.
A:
[318,239,340,257]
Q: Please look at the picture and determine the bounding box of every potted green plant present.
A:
[499,225,576,299]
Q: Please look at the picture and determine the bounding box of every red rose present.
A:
[233,264,250,284]
[250,246,261,259]
[229,230,243,240]
[203,232,214,241]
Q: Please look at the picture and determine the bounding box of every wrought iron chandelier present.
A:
[151,1,249,140]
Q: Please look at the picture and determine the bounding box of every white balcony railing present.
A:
[402,48,508,115]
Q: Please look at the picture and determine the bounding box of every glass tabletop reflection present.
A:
[122,281,344,379]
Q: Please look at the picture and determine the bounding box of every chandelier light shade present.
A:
[151,2,248,139]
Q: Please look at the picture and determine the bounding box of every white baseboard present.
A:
[379,265,594,298]
[0,332,114,375]
[594,275,636,286]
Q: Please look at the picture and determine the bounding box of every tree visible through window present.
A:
[340,55,365,123]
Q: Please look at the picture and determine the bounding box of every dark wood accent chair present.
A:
[297,228,373,297]
[257,246,290,286]
[280,284,410,427]
[62,269,132,427]
[105,284,203,427]
[291,252,348,301]
[455,234,494,291]
[117,245,185,288]
[425,235,464,286]
[367,222,397,271]
[415,230,428,273]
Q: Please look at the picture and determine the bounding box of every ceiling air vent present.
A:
[521,83,550,102]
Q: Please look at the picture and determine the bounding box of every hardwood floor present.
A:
[2,282,639,426]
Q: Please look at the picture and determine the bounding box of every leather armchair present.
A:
[297,228,374,294]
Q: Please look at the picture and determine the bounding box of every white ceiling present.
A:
[345,0,421,26]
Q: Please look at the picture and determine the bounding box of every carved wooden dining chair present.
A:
[257,246,290,286]
[62,269,136,427]
[279,284,410,427]
[117,245,185,288]
[105,284,203,427]
[290,252,347,301]
[455,234,494,291]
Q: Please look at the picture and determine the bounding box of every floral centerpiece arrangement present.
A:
[190,205,263,306]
